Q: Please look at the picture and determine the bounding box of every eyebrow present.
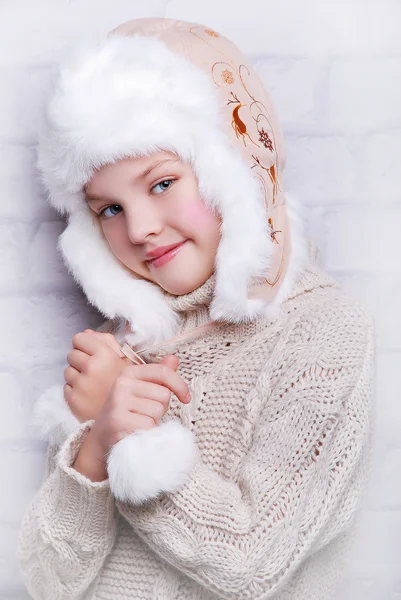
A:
[84,157,180,203]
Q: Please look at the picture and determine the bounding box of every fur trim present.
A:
[37,34,221,210]
[194,140,273,323]
[106,420,198,504]
[60,208,180,345]
[32,384,80,446]
[36,33,285,341]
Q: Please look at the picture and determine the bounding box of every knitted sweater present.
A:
[17,249,375,600]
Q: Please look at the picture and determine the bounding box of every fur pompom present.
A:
[107,420,198,504]
[32,384,80,446]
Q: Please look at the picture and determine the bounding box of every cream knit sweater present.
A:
[17,247,375,600]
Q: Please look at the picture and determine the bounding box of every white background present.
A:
[0,1,400,598]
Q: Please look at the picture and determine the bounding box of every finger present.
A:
[86,330,123,355]
[128,397,166,424]
[63,383,84,422]
[63,384,77,414]
[64,365,80,386]
[127,380,171,406]
[63,382,76,406]
[67,348,90,372]
[72,331,109,356]
[132,364,190,405]
[160,354,179,371]
[120,413,156,438]
[63,383,72,400]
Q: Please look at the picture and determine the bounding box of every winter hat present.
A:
[33,18,308,504]
[37,17,308,348]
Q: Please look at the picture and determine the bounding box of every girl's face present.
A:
[84,151,221,295]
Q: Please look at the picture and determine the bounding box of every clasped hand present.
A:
[64,329,190,454]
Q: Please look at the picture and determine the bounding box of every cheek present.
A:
[102,222,143,268]
[177,197,218,233]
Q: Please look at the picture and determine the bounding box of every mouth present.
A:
[146,240,188,269]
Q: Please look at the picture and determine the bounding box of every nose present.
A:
[124,202,162,244]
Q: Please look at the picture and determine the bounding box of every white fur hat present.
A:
[37,18,308,347]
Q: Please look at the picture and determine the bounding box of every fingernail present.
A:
[185,392,191,403]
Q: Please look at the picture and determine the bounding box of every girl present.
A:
[17,17,375,600]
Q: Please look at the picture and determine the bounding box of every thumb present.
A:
[86,329,122,354]
[160,354,179,371]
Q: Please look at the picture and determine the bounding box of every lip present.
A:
[146,240,187,269]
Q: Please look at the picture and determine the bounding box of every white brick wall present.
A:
[0,1,399,598]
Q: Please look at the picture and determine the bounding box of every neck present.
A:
[162,272,216,334]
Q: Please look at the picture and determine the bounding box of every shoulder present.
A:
[248,277,374,368]
[264,286,375,388]
[280,275,374,343]
[253,292,375,437]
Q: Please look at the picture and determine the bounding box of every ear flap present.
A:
[58,207,180,346]
[192,139,274,323]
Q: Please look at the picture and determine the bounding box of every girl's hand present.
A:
[89,356,191,457]
[64,329,133,423]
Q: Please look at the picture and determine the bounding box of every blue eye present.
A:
[98,179,175,219]
[152,179,175,194]
[99,205,121,219]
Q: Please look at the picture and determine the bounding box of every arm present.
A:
[18,420,117,600]
[115,303,375,599]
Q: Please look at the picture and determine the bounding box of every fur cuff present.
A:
[107,420,198,504]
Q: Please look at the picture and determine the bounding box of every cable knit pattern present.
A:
[18,420,118,599]
[17,251,375,600]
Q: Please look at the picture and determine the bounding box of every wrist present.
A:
[72,427,109,482]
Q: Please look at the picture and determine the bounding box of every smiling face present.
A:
[84,151,222,295]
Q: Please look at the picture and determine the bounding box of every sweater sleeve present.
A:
[17,420,117,600]
[115,304,375,599]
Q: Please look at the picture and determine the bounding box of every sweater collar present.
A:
[161,272,216,332]
[162,272,216,313]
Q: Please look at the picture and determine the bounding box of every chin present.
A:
[158,278,204,296]
[156,268,211,296]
